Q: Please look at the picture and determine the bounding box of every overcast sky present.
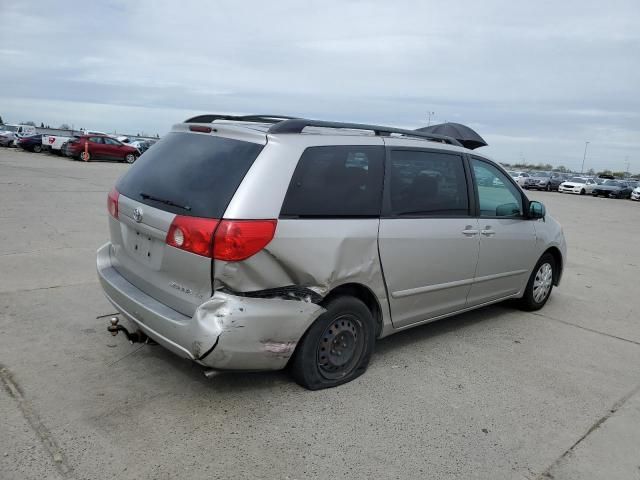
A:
[1,0,639,172]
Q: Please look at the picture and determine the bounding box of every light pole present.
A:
[581,141,590,174]
[427,111,435,126]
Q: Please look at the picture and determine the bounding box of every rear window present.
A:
[280,145,384,218]
[116,132,263,218]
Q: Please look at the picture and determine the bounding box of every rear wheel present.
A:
[518,253,555,311]
[79,151,91,162]
[33,145,42,153]
[290,296,375,390]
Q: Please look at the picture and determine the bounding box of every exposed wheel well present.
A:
[322,283,384,338]
[543,247,563,285]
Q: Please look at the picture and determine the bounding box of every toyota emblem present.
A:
[133,207,143,223]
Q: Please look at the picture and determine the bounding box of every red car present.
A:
[67,135,139,163]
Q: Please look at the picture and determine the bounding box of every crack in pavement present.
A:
[0,281,99,295]
[535,383,640,479]
[529,311,640,347]
[0,365,73,478]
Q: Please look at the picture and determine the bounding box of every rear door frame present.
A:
[378,144,481,328]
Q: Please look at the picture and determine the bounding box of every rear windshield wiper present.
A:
[140,192,191,211]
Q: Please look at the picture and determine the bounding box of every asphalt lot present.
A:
[1,147,639,480]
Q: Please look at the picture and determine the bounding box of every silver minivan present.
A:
[97,115,566,389]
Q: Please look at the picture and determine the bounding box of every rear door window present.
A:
[280,145,384,217]
[116,132,264,218]
[387,150,469,216]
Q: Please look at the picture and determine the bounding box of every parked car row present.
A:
[0,124,157,163]
[507,169,640,201]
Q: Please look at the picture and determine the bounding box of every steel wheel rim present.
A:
[533,262,553,303]
[317,313,364,380]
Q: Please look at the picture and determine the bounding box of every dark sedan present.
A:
[17,134,44,153]
[592,180,634,199]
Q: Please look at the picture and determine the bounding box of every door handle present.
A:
[481,226,495,237]
[462,226,479,236]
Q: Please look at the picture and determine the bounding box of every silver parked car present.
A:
[97,115,567,389]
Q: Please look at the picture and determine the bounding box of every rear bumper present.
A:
[97,243,324,371]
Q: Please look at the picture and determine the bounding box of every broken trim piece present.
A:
[218,285,323,304]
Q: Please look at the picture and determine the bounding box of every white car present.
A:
[558,177,598,195]
[631,186,640,201]
[509,171,531,187]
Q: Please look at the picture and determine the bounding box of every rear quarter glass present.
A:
[116,132,264,218]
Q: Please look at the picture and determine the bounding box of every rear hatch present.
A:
[109,127,266,316]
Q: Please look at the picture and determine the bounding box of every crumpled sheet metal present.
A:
[213,219,389,306]
[191,291,325,370]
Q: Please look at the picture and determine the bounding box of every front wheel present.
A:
[580,188,585,195]
[124,153,137,164]
[290,296,375,390]
[518,253,555,311]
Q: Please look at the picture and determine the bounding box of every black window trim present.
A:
[278,144,386,220]
[468,155,530,220]
[381,146,475,219]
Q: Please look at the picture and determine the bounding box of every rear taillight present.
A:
[213,220,277,262]
[107,188,119,218]
[165,217,277,260]
[166,216,219,257]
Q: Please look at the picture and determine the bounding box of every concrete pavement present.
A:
[1,148,639,479]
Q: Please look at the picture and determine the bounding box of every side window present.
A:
[472,158,523,217]
[89,136,103,144]
[388,150,469,216]
[104,137,120,146]
[280,145,384,217]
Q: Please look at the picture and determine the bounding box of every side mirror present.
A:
[528,201,546,219]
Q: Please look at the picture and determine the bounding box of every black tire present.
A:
[79,151,91,162]
[33,145,42,153]
[580,188,585,195]
[290,296,375,390]
[546,183,551,191]
[124,153,137,164]
[518,253,556,311]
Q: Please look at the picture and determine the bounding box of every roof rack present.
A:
[268,119,463,147]
[183,114,463,147]
[184,114,299,124]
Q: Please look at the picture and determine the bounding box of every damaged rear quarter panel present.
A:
[213,219,388,303]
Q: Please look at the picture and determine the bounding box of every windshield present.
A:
[603,180,620,186]
[1,125,17,132]
[568,177,586,183]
